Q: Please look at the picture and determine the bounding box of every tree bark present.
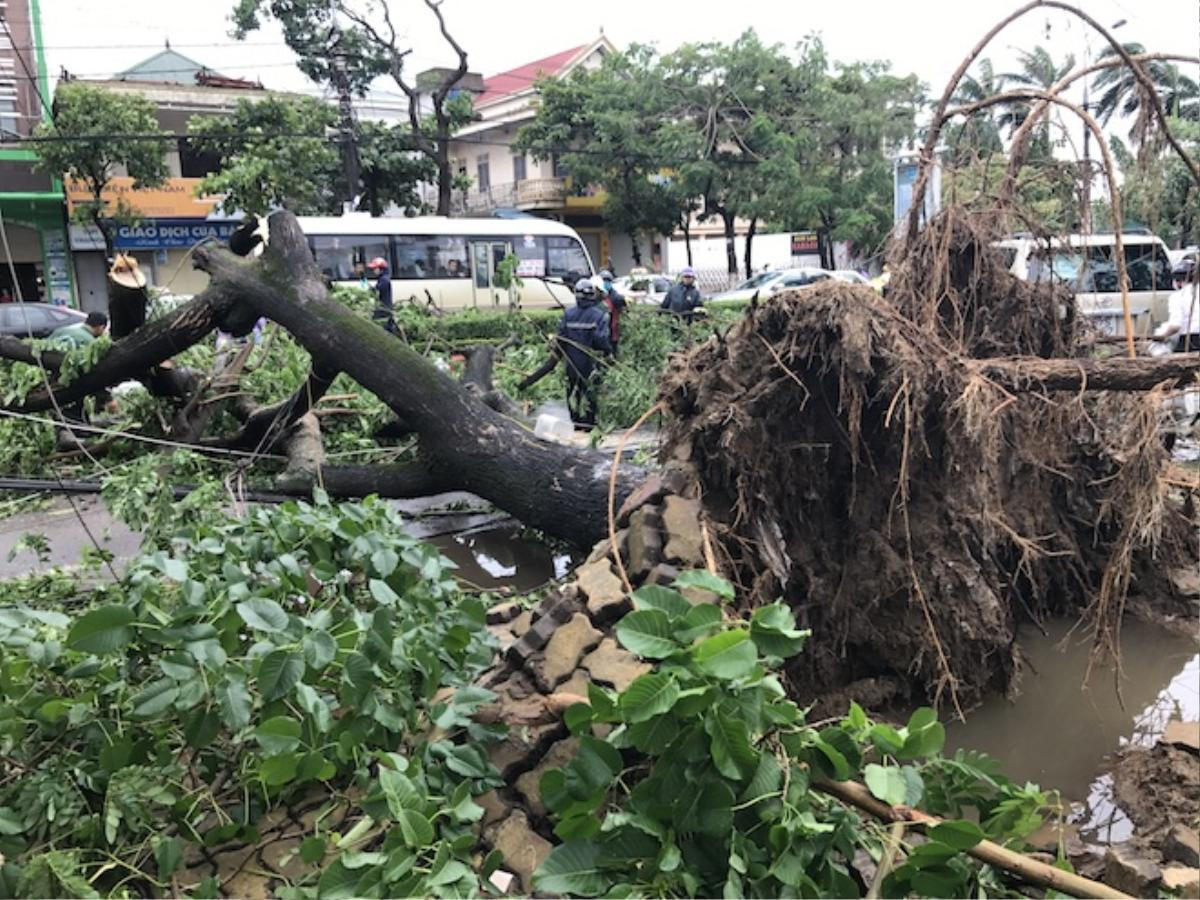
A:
[743,217,758,278]
[969,354,1200,392]
[193,211,644,547]
[722,210,738,287]
[213,366,338,451]
[435,127,453,217]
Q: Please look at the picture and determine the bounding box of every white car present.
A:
[612,271,673,306]
[709,268,831,302]
[831,270,870,285]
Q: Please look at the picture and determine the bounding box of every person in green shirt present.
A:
[50,311,108,348]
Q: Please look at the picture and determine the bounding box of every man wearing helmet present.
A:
[557,278,613,429]
[661,266,703,322]
[367,256,395,334]
[595,269,627,356]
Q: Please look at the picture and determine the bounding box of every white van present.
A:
[994,231,1174,336]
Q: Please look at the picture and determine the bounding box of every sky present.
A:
[31,0,1198,111]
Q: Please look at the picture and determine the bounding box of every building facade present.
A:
[0,0,73,306]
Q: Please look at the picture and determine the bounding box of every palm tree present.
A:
[1091,42,1200,153]
[948,58,1008,161]
[1000,47,1076,157]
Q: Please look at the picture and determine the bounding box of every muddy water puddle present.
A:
[946,618,1198,841]
[429,523,574,593]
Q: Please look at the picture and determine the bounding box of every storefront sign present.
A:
[65,177,223,218]
[112,219,240,249]
[790,231,819,255]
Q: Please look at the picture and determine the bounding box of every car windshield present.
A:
[1029,244,1173,292]
[735,271,778,290]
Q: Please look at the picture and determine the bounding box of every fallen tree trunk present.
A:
[192,212,644,547]
[212,366,338,451]
[971,354,1200,392]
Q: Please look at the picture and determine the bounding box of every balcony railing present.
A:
[459,177,567,215]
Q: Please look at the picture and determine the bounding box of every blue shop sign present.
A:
[113,219,240,250]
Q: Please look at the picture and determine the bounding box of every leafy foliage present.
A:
[534,575,1054,898]
[0,491,503,896]
[32,83,168,248]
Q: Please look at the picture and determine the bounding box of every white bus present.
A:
[994,231,1174,336]
[296,214,594,310]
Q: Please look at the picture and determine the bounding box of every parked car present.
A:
[994,230,1174,335]
[612,270,673,305]
[0,303,87,339]
[831,270,871,285]
[709,267,831,302]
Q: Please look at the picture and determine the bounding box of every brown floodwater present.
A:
[429,523,575,593]
[945,618,1199,842]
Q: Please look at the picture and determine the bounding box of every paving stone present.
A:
[576,558,631,625]
[1163,720,1200,754]
[506,614,560,669]
[515,737,579,817]
[537,613,603,690]
[1162,866,1200,895]
[487,624,517,654]
[1166,824,1200,867]
[647,563,680,586]
[261,837,307,881]
[625,506,664,581]
[488,720,562,779]
[1104,845,1162,897]
[487,601,522,625]
[487,811,553,894]
[494,671,537,701]
[559,668,593,698]
[583,638,651,691]
[661,495,704,565]
[536,586,581,624]
[474,789,511,828]
[509,609,533,637]
[616,473,665,526]
[660,463,694,497]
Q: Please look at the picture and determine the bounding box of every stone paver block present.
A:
[261,837,307,882]
[487,601,521,625]
[1163,866,1199,895]
[474,789,511,828]
[506,614,560,669]
[514,737,579,818]
[487,811,553,894]
[488,720,562,779]
[509,609,533,637]
[626,506,664,581]
[537,613,603,690]
[576,558,631,625]
[647,563,680,586]
[1104,846,1161,897]
[661,495,704,566]
[1166,824,1200,867]
[583,637,651,692]
[558,668,593,698]
[616,473,665,526]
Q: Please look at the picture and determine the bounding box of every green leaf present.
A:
[619,672,680,723]
[428,860,471,887]
[749,603,810,658]
[928,819,985,851]
[631,585,691,619]
[162,557,188,582]
[900,719,946,759]
[627,714,679,754]
[155,836,182,879]
[705,710,759,780]
[183,708,221,750]
[258,650,304,702]
[674,603,723,643]
[371,548,399,577]
[564,702,594,735]
[302,629,337,670]
[369,578,399,605]
[396,809,434,848]
[535,841,609,897]
[236,597,289,633]
[0,807,26,835]
[864,763,908,806]
[317,860,359,900]
[66,605,135,654]
[260,753,299,786]
[870,723,906,756]
[295,682,332,733]
[131,679,180,718]
[673,569,735,600]
[911,866,965,896]
[379,767,421,817]
[299,835,326,865]
[615,609,679,659]
[692,629,757,679]
[254,715,302,755]
[216,676,252,730]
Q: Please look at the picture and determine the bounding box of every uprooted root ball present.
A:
[660,221,1194,715]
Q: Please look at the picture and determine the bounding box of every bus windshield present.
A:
[1029,244,1173,292]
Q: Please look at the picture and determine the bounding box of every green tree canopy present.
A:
[33,82,168,257]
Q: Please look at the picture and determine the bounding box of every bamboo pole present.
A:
[815,778,1131,900]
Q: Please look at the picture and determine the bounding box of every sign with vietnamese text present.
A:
[790,232,819,255]
[113,219,240,250]
[66,177,223,218]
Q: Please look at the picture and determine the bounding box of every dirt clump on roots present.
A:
[1111,741,1200,863]
[660,211,1196,714]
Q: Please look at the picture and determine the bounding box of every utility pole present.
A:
[331,36,360,214]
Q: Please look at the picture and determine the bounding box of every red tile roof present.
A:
[474,45,587,107]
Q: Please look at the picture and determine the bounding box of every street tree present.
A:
[32,82,168,260]
[188,95,341,215]
[516,46,691,268]
[1106,121,1200,247]
[1092,42,1200,156]
[944,59,1008,166]
[232,0,474,215]
[357,120,436,216]
[1000,46,1076,158]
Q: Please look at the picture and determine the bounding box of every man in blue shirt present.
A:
[367,256,396,334]
[661,266,703,322]
[557,279,612,429]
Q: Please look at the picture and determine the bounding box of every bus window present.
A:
[546,235,590,281]
[394,235,470,279]
[311,236,390,281]
[1079,245,1173,293]
[514,234,546,277]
